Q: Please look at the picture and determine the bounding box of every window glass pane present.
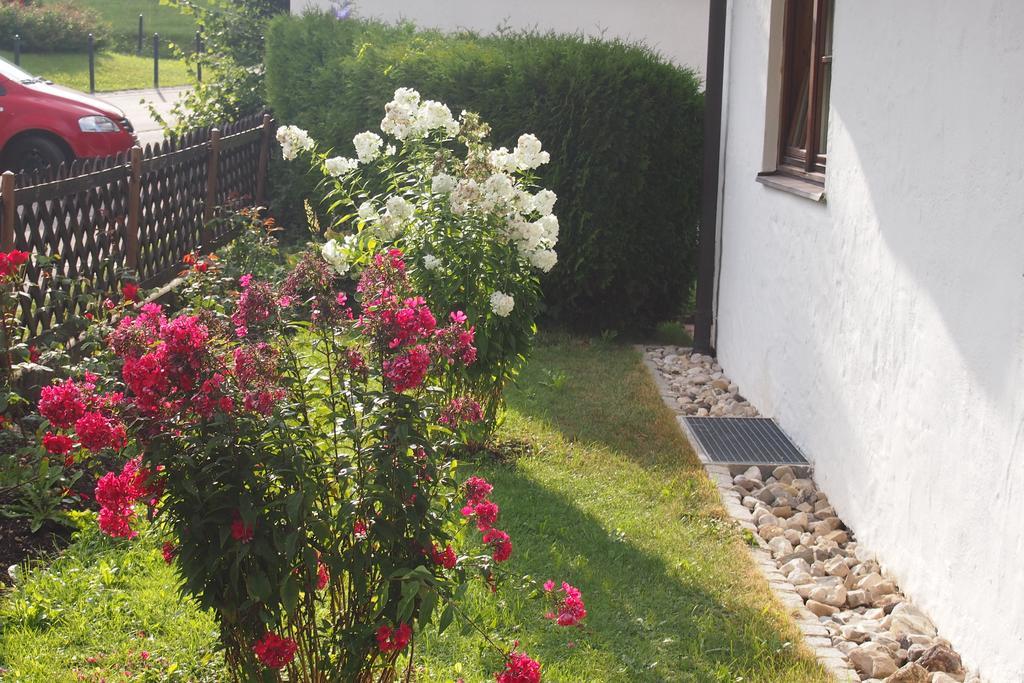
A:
[783,0,813,154]
[816,0,834,158]
[817,64,831,155]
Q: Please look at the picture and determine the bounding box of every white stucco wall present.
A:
[290,0,708,74]
[715,2,1024,680]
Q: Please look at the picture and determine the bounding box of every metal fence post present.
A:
[203,129,221,244]
[88,34,96,94]
[195,31,203,82]
[153,33,160,90]
[125,147,143,271]
[13,35,20,66]
[256,114,272,205]
[137,15,144,55]
[1,172,14,251]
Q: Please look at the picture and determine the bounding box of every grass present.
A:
[0,337,826,682]
[0,513,226,681]
[0,50,190,92]
[44,0,203,52]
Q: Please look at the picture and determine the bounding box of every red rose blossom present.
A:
[495,651,541,683]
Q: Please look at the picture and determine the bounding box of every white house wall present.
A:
[290,0,709,74]
[716,1,1024,680]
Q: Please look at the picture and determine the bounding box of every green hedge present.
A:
[0,2,111,53]
[265,14,703,331]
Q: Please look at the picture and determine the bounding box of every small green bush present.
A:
[0,2,111,53]
[265,14,703,331]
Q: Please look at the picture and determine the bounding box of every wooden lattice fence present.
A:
[0,112,274,341]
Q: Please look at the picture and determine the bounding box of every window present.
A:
[777,0,833,182]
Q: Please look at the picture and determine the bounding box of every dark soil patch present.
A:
[0,518,72,586]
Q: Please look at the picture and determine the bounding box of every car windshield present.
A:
[0,56,43,84]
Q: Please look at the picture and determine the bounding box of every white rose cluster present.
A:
[489,290,515,317]
[380,88,459,140]
[277,125,315,161]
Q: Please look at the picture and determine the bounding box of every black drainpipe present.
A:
[694,0,727,355]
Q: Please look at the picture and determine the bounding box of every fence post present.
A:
[256,114,272,205]
[137,15,144,56]
[1,172,14,251]
[153,33,160,90]
[195,31,203,82]
[125,147,143,272]
[203,129,221,245]
[88,34,96,94]
[13,35,20,66]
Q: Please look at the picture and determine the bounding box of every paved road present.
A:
[93,87,192,147]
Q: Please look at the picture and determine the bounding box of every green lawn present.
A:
[0,338,827,682]
[44,0,203,52]
[0,51,189,92]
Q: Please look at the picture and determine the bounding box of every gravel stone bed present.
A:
[642,345,982,683]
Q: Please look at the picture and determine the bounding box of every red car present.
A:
[0,56,136,174]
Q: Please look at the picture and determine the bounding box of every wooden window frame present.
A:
[776,0,832,185]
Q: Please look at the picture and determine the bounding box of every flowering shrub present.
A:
[278,88,559,437]
[34,244,578,680]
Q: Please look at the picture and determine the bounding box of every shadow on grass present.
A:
[419,337,826,681]
[478,467,821,682]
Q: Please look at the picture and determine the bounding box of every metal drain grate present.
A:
[682,417,808,466]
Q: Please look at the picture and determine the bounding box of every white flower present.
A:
[513,133,550,170]
[385,195,414,221]
[482,173,515,204]
[277,125,315,161]
[529,248,558,273]
[381,87,421,140]
[384,144,397,156]
[489,291,515,317]
[324,156,358,177]
[431,173,456,194]
[487,147,518,173]
[449,179,479,215]
[533,189,557,216]
[353,131,384,163]
[510,219,545,251]
[414,100,459,137]
[513,189,535,215]
[423,254,441,271]
[377,215,401,241]
[537,214,559,244]
[321,238,351,275]
[357,201,378,223]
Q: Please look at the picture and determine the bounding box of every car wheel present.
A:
[3,135,70,175]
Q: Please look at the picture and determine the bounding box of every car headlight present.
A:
[78,115,120,133]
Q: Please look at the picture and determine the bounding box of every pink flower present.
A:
[545,582,587,627]
[95,457,151,539]
[464,476,493,506]
[376,622,412,652]
[483,528,513,563]
[439,397,483,427]
[74,412,127,452]
[382,345,431,392]
[495,651,541,683]
[38,379,86,429]
[231,515,254,543]
[43,432,74,456]
[252,632,297,669]
[462,499,499,531]
[543,580,555,592]
[161,542,176,564]
[353,519,368,539]
[316,562,329,590]
[430,543,457,569]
